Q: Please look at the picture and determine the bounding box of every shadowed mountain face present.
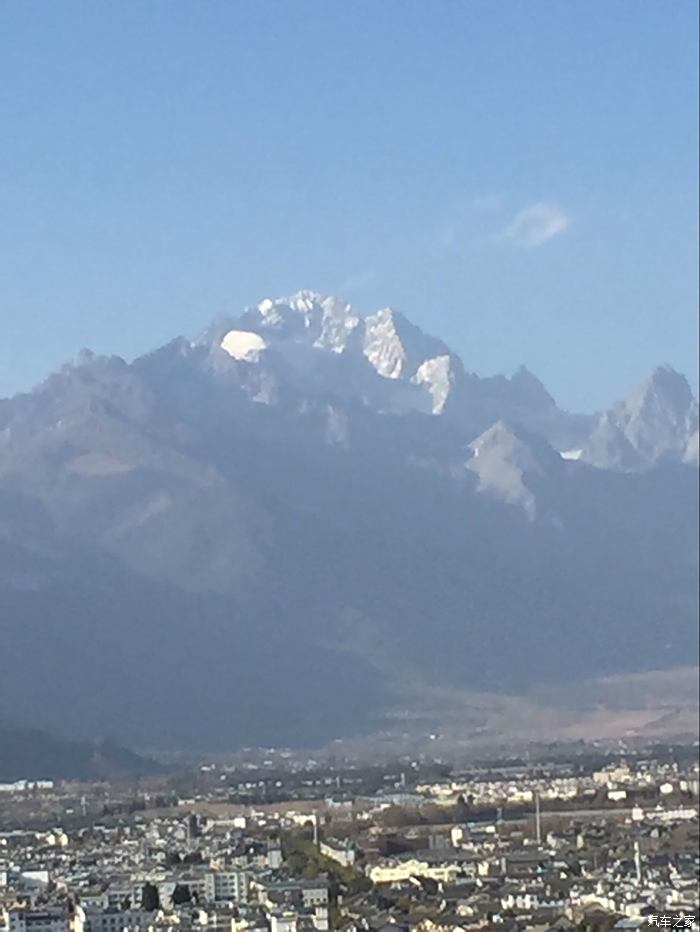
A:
[0,292,697,750]
[0,723,160,782]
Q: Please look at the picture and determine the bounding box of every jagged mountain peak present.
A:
[648,362,692,387]
[253,289,330,321]
[149,296,698,470]
[0,292,697,750]
[9,291,695,477]
[509,365,557,411]
[196,292,452,380]
[626,364,696,418]
[466,420,562,517]
[208,290,362,357]
[470,418,530,447]
[29,350,153,423]
[189,292,461,417]
[468,419,561,471]
[362,306,450,381]
[582,364,698,470]
[63,349,130,379]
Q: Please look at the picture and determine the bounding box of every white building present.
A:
[319,840,355,868]
[204,870,248,904]
[269,912,297,932]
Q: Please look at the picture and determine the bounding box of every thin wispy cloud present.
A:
[430,197,570,256]
[502,202,571,248]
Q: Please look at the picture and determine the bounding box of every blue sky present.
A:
[0,0,697,411]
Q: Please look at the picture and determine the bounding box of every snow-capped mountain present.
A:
[211,290,449,376]
[0,291,697,750]
[187,290,697,471]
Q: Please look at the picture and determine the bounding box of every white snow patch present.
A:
[314,296,361,352]
[412,355,454,414]
[363,308,406,379]
[220,330,268,362]
[560,448,583,460]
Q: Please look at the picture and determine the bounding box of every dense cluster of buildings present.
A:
[0,752,697,932]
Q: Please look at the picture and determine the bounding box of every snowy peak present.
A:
[314,295,362,353]
[412,353,464,414]
[172,291,697,473]
[238,291,361,353]
[362,307,449,380]
[362,308,406,379]
[254,290,328,331]
[197,292,461,412]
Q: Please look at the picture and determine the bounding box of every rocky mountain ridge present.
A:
[190,290,698,469]
[0,290,697,750]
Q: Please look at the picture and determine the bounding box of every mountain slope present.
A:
[0,292,697,749]
[0,722,160,782]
